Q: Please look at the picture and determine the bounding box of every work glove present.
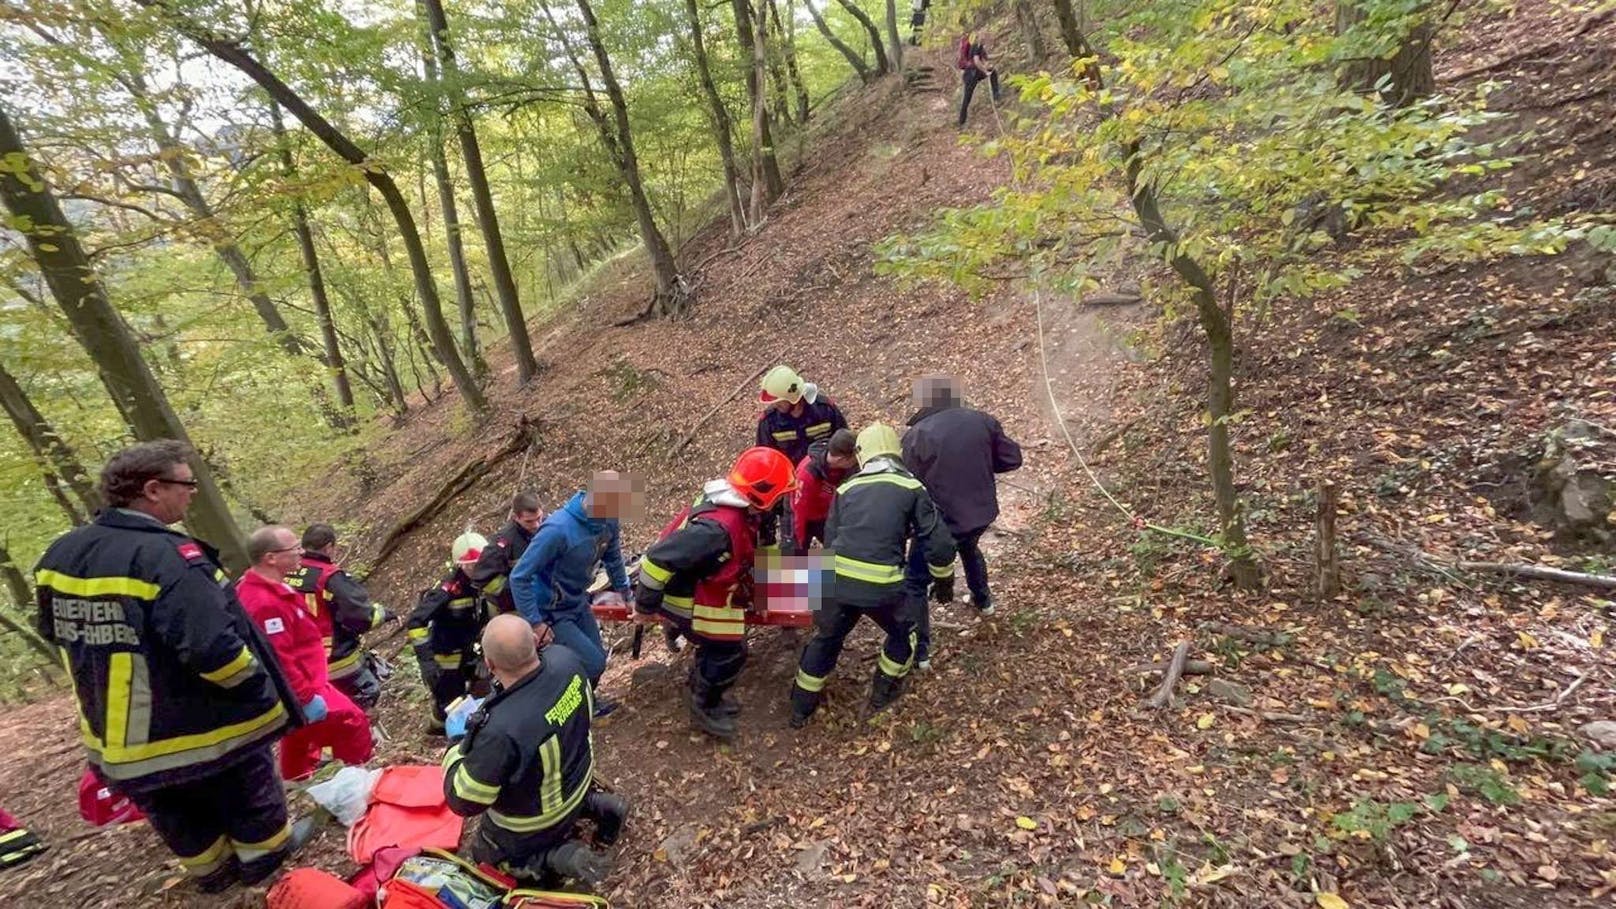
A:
[302,695,328,723]
[415,645,442,689]
[930,575,955,605]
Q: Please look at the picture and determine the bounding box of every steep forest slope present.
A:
[3,3,1615,907]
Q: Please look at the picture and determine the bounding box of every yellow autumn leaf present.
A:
[1015,816,1038,830]
[1197,713,1216,730]
[1422,513,1446,524]
[1516,631,1538,650]
[1591,629,1604,649]
[1412,723,1431,740]
[1316,893,1350,909]
[1108,857,1127,875]
[1506,715,1530,734]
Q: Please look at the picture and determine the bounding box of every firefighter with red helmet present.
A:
[633,447,797,740]
[286,523,391,710]
[406,531,490,734]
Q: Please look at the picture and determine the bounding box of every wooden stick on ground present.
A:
[1493,670,1594,714]
[1315,479,1340,599]
[666,354,783,460]
[1146,641,1192,709]
[1458,562,1616,591]
[1198,621,1291,647]
[1126,658,1214,676]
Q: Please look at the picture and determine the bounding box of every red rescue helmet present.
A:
[727,446,797,511]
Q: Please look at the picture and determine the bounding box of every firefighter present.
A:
[789,423,955,727]
[755,365,848,551]
[442,614,628,887]
[408,532,490,735]
[633,447,797,740]
[238,526,374,781]
[287,523,392,710]
[509,473,635,700]
[469,492,545,616]
[34,441,311,891]
[789,428,859,552]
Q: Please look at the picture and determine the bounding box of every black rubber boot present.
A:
[789,686,821,728]
[194,859,240,894]
[867,671,906,715]
[585,791,630,847]
[689,676,738,740]
[238,817,318,886]
[547,841,611,888]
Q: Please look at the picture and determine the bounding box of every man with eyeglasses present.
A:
[33,440,312,892]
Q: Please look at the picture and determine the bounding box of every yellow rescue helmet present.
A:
[758,365,804,405]
[855,422,902,466]
[451,531,488,567]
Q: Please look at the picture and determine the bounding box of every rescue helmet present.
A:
[451,531,488,567]
[758,365,805,405]
[726,446,798,511]
[855,422,903,467]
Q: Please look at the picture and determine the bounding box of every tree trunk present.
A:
[1335,1,1435,107]
[268,102,355,423]
[683,0,749,236]
[884,0,905,71]
[748,0,775,222]
[0,102,249,571]
[420,0,538,384]
[415,6,489,382]
[146,5,491,416]
[772,0,812,122]
[1015,0,1048,61]
[549,0,689,315]
[0,359,100,519]
[804,0,873,82]
[0,540,57,665]
[761,1,792,126]
[834,0,890,74]
[0,541,31,609]
[732,0,787,198]
[1051,0,1085,57]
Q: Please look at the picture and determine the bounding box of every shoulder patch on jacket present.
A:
[264,617,285,635]
[441,579,461,593]
[176,541,204,561]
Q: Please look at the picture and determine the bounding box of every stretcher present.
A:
[586,555,817,630]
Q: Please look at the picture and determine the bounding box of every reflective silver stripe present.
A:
[126,653,152,748]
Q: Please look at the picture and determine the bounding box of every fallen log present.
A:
[1458,561,1616,591]
[1199,621,1292,647]
[1146,640,1192,709]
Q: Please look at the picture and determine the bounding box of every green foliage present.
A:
[1448,763,1521,806]
[1330,797,1420,844]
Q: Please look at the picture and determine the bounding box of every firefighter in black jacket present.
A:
[469,492,544,615]
[755,365,848,551]
[443,614,627,887]
[408,531,490,734]
[34,442,311,892]
[287,523,392,709]
[790,423,955,727]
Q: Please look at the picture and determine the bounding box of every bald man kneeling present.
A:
[441,614,628,887]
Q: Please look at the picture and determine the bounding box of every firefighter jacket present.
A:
[791,439,852,545]
[442,643,594,848]
[902,402,1023,536]
[286,551,385,681]
[828,458,957,605]
[34,510,300,793]
[510,491,630,626]
[237,569,327,706]
[635,481,758,642]
[407,567,484,667]
[755,386,848,467]
[468,520,535,615]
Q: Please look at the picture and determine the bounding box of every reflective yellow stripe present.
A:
[483,575,507,596]
[488,753,593,833]
[693,604,744,622]
[929,562,954,579]
[836,473,923,494]
[806,422,832,436]
[408,627,429,641]
[433,653,464,667]
[795,669,826,693]
[199,646,256,687]
[453,764,500,804]
[447,597,476,611]
[539,737,562,814]
[640,559,673,588]
[834,555,903,584]
[878,650,910,678]
[106,652,132,748]
[231,824,289,862]
[693,618,746,637]
[36,570,159,600]
[370,604,388,628]
[86,701,288,780]
[329,648,363,673]
[178,836,229,872]
[771,430,798,441]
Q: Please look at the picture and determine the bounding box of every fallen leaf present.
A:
[1316,893,1349,909]
[1015,815,1038,830]
[1107,856,1127,875]
[1197,713,1216,729]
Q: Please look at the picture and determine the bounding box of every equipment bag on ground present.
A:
[382,847,513,909]
[505,890,610,908]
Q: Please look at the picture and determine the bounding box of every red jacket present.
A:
[791,442,852,545]
[237,569,328,704]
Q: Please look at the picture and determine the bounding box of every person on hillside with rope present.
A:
[633,447,797,740]
[755,365,848,553]
[789,423,955,727]
[469,491,545,616]
[287,523,392,710]
[408,532,492,735]
[957,32,1003,129]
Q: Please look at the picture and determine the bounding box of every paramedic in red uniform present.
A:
[237,525,374,781]
[789,428,858,552]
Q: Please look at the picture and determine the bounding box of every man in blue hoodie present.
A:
[510,471,638,711]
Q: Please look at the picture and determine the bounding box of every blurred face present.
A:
[139,462,199,525]
[262,529,304,575]
[513,509,543,533]
[770,398,794,414]
[586,470,645,522]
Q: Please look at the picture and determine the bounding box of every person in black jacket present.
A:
[901,375,1023,668]
[755,364,849,551]
[288,523,392,709]
[34,441,313,892]
[789,423,955,727]
[408,532,491,734]
[443,614,628,887]
[469,491,544,616]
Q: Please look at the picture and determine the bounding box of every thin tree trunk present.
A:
[884,0,904,71]
[805,0,872,82]
[0,541,57,664]
[761,1,792,124]
[268,102,355,422]
[1051,0,1085,57]
[771,0,812,122]
[0,102,248,570]
[0,359,100,519]
[1015,0,1048,61]
[1335,1,1435,106]
[834,0,890,74]
[421,0,538,383]
[145,4,490,415]
[415,7,488,382]
[732,0,787,197]
[683,0,749,236]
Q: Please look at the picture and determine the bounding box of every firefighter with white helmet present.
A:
[754,365,848,553]
[406,530,491,734]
